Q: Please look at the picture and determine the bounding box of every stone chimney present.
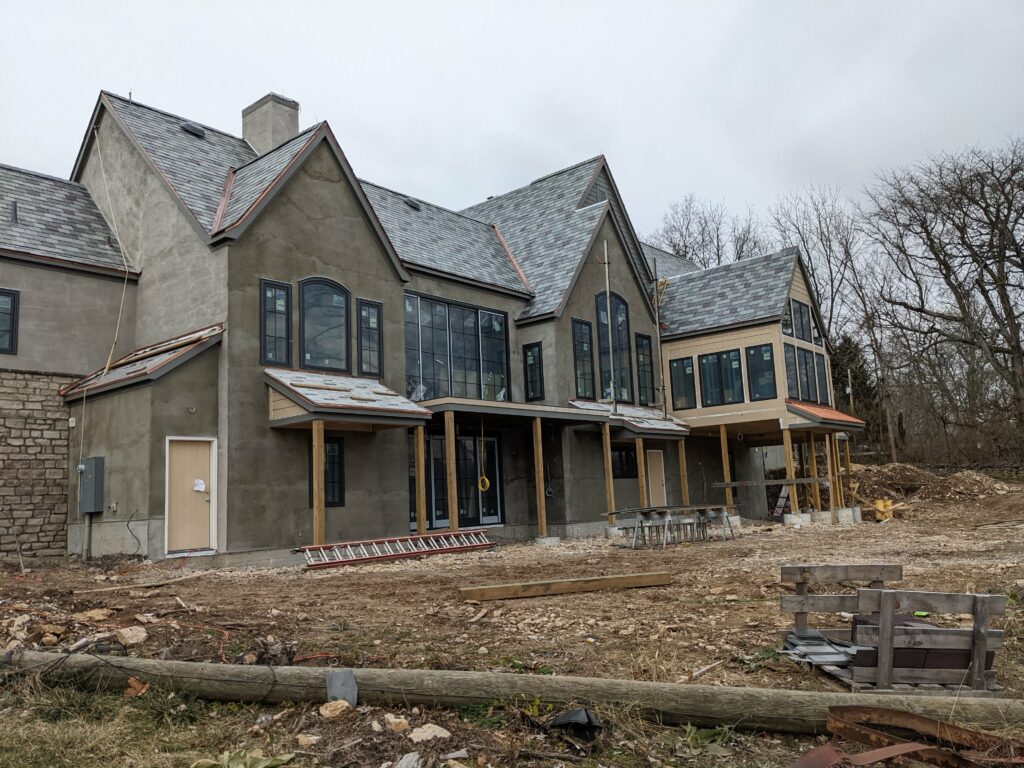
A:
[242,93,299,155]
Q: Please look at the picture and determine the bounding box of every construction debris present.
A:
[457,571,672,601]
[852,464,1010,503]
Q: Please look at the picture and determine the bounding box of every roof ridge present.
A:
[0,162,86,187]
[101,90,251,145]
[688,247,798,276]
[231,123,322,173]
[358,178,499,228]
[462,154,605,212]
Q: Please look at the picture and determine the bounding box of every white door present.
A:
[647,450,667,506]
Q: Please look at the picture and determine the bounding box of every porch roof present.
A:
[266,368,431,428]
[569,400,690,437]
[420,397,601,423]
[786,400,866,431]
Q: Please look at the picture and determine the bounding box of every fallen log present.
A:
[8,651,1024,734]
[458,571,672,602]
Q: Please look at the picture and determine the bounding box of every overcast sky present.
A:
[3,1,1023,235]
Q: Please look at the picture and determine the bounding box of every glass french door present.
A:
[409,434,502,530]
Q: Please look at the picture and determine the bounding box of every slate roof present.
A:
[641,242,697,278]
[62,324,223,399]
[265,368,431,420]
[359,180,530,295]
[658,247,800,338]
[217,124,321,232]
[0,164,130,272]
[102,92,257,231]
[461,156,609,319]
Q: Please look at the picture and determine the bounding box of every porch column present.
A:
[825,432,836,513]
[843,437,854,503]
[833,434,846,508]
[808,432,822,510]
[635,437,648,507]
[312,419,325,546]
[414,425,427,536]
[532,417,547,538]
[602,422,616,525]
[444,410,458,532]
[782,428,797,514]
[797,438,808,510]
[718,424,733,507]
[677,439,690,505]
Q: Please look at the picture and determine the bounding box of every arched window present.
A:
[595,291,632,403]
[300,278,350,372]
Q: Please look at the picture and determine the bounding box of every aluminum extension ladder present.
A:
[295,529,494,570]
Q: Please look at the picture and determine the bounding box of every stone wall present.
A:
[0,369,73,557]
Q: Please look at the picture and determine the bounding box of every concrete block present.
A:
[835,508,855,525]
[810,509,833,525]
[533,536,561,547]
[728,515,742,531]
[783,513,802,527]
[603,526,622,538]
[799,512,813,526]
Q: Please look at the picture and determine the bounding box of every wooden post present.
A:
[794,580,809,635]
[312,419,325,546]
[718,424,733,507]
[825,433,836,513]
[876,589,896,690]
[972,595,992,690]
[444,410,458,532]
[797,439,807,511]
[782,429,796,514]
[677,439,690,505]
[602,422,616,525]
[635,436,648,507]
[808,433,822,510]
[414,425,427,536]
[532,417,547,538]
[843,438,854,502]
[832,435,846,508]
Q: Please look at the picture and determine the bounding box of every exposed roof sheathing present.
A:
[569,400,689,436]
[266,368,431,420]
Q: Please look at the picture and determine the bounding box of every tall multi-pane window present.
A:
[260,280,290,365]
[797,347,817,402]
[404,295,422,399]
[745,344,777,401]
[781,300,794,336]
[635,333,655,406]
[698,349,744,407]
[419,298,450,400]
[669,357,697,410]
[572,319,595,399]
[449,306,480,398]
[310,436,344,507]
[784,344,799,399]
[792,299,812,342]
[815,353,830,405]
[523,342,544,401]
[300,279,349,371]
[357,300,382,377]
[596,292,632,403]
[480,311,507,401]
[812,315,823,346]
[0,288,19,355]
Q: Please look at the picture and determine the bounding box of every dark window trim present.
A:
[611,443,638,479]
[745,343,778,402]
[797,346,818,403]
[299,277,351,374]
[0,287,19,356]
[698,348,744,408]
[259,278,290,366]
[595,290,633,404]
[784,343,799,399]
[635,332,655,406]
[669,356,697,410]
[815,352,830,405]
[781,299,794,337]
[309,435,345,508]
[793,298,812,343]
[571,317,596,400]
[356,298,383,378]
[522,341,544,401]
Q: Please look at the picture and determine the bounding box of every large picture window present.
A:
[635,333,655,406]
[669,357,697,410]
[523,342,544,401]
[449,306,479,398]
[797,347,817,403]
[784,344,799,399]
[0,288,19,355]
[699,349,744,407]
[300,278,349,372]
[596,292,632,403]
[260,279,290,365]
[745,344,777,401]
[357,299,382,377]
[815,352,830,405]
[572,319,595,399]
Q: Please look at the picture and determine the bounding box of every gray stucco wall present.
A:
[0,260,136,375]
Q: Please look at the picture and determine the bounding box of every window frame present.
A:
[309,435,345,508]
[635,332,655,406]
[595,291,633,404]
[299,277,351,373]
[259,279,291,366]
[781,299,794,337]
[815,352,830,405]
[797,346,817,403]
[784,343,799,399]
[611,444,638,478]
[0,287,19,356]
[522,341,545,401]
[669,356,697,410]
[698,348,744,407]
[356,298,383,378]
[745,343,778,402]
[793,299,812,342]
[571,318,596,400]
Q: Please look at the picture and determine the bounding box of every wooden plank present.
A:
[677,439,690,505]
[855,625,1005,650]
[532,416,547,538]
[972,594,993,689]
[602,422,616,525]
[414,425,426,536]
[824,434,836,512]
[312,419,325,546]
[719,424,733,507]
[783,429,797,512]
[832,435,846,508]
[713,477,826,488]
[852,667,997,685]
[636,436,648,508]
[780,564,903,584]
[808,432,822,510]
[794,581,809,634]
[876,590,896,689]
[458,571,673,602]
[858,589,1008,616]
[843,438,853,503]
[444,410,458,532]
[780,594,859,614]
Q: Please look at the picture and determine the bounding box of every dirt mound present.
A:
[853,463,1012,501]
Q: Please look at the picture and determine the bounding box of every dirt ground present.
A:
[2,472,1024,767]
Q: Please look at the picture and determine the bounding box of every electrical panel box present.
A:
[79,456,104,515]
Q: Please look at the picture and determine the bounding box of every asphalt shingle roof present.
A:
[103,92,257,231]
[658,247,800,337]
[641,242,697,278]
[0,164,130,272]
[217,124,321,231]
[361,180,529,295]
[461,156,608,319]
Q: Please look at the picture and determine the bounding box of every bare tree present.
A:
[650,194,767,269]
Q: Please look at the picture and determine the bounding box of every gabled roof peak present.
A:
[101,91,252,145]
